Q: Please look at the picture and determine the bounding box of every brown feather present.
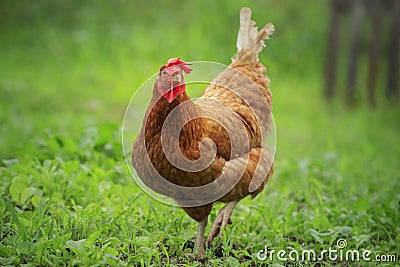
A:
[132,8,274,223]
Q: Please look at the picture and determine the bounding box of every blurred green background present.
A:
[0,0,399,265]
[1,0,397,161]
[0,0,332,160]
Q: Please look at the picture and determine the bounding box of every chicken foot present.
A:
[194,218,207,259]
[206,200,238,246]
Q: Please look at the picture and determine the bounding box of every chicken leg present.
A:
[206,200,238,246]
[194,218,207,259]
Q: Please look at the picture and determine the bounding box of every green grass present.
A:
[1,0,399,266]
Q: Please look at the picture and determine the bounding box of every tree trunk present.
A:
[324,0,343,101]
[346,0,365,106]
[367,0,382,107]
[386,0,400,101]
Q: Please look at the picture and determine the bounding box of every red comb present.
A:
[165,58,192,74]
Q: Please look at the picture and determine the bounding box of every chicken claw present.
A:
[206,201,238,246]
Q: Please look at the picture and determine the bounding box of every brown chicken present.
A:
[132,7,274,258]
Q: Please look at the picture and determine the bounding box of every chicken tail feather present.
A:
[236,7,274,61]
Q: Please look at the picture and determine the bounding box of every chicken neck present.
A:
[146,91,206,160]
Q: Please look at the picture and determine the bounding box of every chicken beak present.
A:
[171,74,182,83]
